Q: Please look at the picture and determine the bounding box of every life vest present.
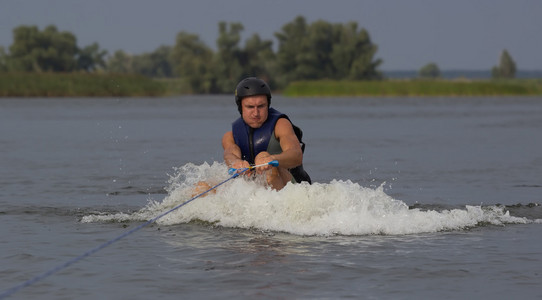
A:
[232,108,311,184]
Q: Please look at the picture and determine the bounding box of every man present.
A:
[222,77,311,190]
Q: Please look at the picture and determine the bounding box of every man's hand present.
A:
[232,159,250,170]
[254,152,275,174]
[231,159,252,175]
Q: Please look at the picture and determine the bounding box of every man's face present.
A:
[241,95,268,128]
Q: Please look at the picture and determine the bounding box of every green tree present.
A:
[77,42,108,72]
[274,16,310,85]
[214,22,244,93]
[492,49,516,79]
[331,22,382,80]
[0,46,7,72]
[170,31,215,93]
[240,33,277,88]
[150,45,173,78]
[330,22,357,79]
[131,45,173,78]
[8,25,78,72]
[275,16,382,84]
[303,20,336,79]
[419,62,441,79]
[106,50,133,73]
[346,27,382,80]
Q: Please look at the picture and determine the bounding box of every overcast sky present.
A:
[1,0,541,71]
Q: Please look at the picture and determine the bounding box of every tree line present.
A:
[0,15,518,94]
[0,16,383,93]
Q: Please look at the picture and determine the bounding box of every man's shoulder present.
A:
[274,117,295,136]
[222,130,234,141]
[275,117,293,127]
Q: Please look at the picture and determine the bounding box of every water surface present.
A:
[1,96,541,299]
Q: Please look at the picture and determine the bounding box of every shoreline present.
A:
[1,73,541,97]
[282,79,542,97]
[0,73,165,97]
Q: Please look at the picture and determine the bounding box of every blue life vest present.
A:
[232,107,311,184]
[232,108,286,164]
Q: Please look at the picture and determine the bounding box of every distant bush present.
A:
[492,49,516,79]
[419,63,441,79]
[283,79,542,97]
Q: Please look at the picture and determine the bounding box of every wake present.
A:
[82,162,534,236]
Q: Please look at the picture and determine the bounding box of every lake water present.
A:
[1,96,541,299]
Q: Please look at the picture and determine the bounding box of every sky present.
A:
[1,0,541,71]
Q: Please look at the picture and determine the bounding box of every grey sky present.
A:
[1,0,541,71]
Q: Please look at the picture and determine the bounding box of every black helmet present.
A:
[235,77,272,114]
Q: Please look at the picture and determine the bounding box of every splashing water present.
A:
[81,162,531,236]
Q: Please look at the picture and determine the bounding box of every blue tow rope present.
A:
[0,161,277,299]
